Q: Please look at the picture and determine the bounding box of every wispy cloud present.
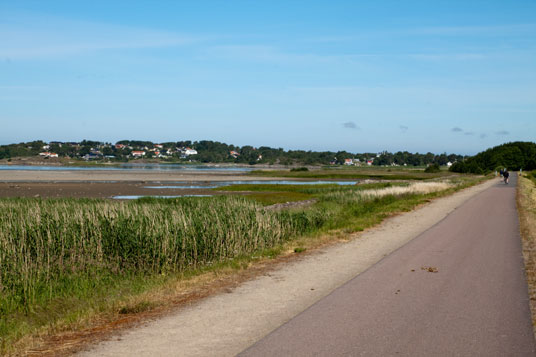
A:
[204,45,354,65]
[495,130,510,136]
[399,125,408,132]
[0,15,195,59]
[407,53,486,61]
[480,133,488,139]
[305,24,536,45]
[451,127,463,133]
[343,121,359,129]
[464,131,475,136]
[405,24,536,37]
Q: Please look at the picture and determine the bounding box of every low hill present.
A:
[450,141,536,174]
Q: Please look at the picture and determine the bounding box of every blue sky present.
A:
[1,0,535,155]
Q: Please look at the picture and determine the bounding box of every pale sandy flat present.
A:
[0,169,262,182]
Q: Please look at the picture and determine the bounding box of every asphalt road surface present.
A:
[241,175,536,356]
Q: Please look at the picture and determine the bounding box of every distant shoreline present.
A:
[0,156,307,170]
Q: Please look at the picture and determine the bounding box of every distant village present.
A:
[39,142,201,161]
[1,140,465,167]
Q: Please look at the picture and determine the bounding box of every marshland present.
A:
[0,167,486,354]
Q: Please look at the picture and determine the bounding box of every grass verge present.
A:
[517,172,536,337]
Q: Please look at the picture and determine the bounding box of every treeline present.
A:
[450,142,536,174]
[0,139,466,166]
[372,151,463,167]
[0,140,46,159]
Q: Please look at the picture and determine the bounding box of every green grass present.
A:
[529,171,536,185]
[248,167,453,180]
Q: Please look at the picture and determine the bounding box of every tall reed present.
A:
[0,196,324,314]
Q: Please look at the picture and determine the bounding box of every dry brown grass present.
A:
[517,174,536,337]
[360,181,453,199]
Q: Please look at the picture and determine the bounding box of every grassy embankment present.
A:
[1,172,485,354]
[518,171,536,336]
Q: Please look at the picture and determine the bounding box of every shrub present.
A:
[290,167,309,172]
[424,163,441,173]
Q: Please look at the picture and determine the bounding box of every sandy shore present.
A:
[0,170,283,198]
[0,169,260,183]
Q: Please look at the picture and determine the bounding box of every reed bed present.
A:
[0,196,324,317]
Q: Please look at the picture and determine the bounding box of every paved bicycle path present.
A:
[241,175,536,356]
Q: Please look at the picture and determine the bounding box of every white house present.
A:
[131,151,146,157]
[183,148,198,156]
[39,152,58,158]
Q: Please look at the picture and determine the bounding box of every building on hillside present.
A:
[131,151,146,157]
[183,148,198,156]
[83,153,101,160]
[344,159,353,165]
[39,152,58,158]
[230,150,240,159]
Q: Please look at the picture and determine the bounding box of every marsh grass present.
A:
[249,166,453,180]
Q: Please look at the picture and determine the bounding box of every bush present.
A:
[424,163,440,173]
[290,167,309,172]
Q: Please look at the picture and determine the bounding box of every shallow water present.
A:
[144,185,220,189]
[112,194,213,199]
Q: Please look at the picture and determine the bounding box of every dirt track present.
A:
[77,177,509,356]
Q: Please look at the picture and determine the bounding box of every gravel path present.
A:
[78,179,499,357]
